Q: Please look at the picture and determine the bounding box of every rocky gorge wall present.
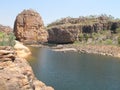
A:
[47,16,120,44]
[0,46,54,90]
[13,10,120,44]
[47,26,79,44]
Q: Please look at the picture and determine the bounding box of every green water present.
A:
[27,47,120,90]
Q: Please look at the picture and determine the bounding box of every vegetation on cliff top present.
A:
[47,14,120,45]
[47,14,119,27]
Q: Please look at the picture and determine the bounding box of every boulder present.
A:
[14,9,48,44]
[48,26,79,44]
[14,40,31,58]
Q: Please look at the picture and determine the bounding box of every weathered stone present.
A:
[14,40,31,58]
[0,77,8,90]
[47,16,120,43]
[41,86,54,90]
[0,46,16,62]
[14,9,48,44]
[48,26,79,44]
[82,25,94,33]
[0,24,12,34]
[33,80,46,90]
[0,46,54,90]
[61,44,120,58]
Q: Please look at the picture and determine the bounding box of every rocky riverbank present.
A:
[0,46,54,90]
[50,44,120,58]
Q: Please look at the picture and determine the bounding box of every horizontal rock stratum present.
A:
[14,9,48,44]
[0,46,54,90]
[47,15,120,44]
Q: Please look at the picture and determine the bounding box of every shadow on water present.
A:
[27,47,120,90]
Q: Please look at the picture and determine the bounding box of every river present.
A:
[27,47,120,90]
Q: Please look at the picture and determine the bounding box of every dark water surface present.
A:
[27,47,120,90]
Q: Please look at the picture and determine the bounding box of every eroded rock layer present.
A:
[0,46,54,90]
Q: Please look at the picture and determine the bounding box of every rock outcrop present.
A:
[14,40,31,58]
[0,24,12,34]
[0,46,54,90]
[0,46,15,62]
[47,15,120,44]
[48,26,79,44]
[14,9,48,44]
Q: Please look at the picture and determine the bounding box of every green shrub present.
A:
[91,33,100,40]
[0,32,6,46]
[79,33,84,41]
[91,33,96,40]
[0,32,16,46]
[104,39,113,45]
[8,33,16,46]
[74,40,80,45]
[116,28,120,33]
[118,36,120,45]
[84,34,89,42]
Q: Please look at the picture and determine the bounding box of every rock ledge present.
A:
[0,46,54,90]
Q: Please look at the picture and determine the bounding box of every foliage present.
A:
[0,32,16,46]
[103,39,113,45]
[74,40,80,45]
[47,14,116,27]
[47,14,120,46]
[116,28,120,33]
[78,33,84,41]
[0,32,6,46]
[118,35,120,45]
[84,34,89,42]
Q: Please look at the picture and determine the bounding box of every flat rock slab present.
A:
[52,48,77,52]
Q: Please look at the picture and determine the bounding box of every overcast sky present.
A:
[0,0,119,27]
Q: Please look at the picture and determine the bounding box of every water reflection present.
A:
[28,47,120,90]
